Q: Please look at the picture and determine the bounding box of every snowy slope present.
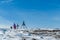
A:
[0,28,60,40]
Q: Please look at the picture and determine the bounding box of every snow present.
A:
[0,29,60,40]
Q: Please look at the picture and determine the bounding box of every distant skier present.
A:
[17,24,19,29]
[21,21,27,29]
[13,23,16,29]
[10,26,12,29]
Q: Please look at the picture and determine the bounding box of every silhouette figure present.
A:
[13,23,16,29]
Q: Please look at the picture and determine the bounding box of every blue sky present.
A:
[0,0,60,28]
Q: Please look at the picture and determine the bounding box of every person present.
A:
[10,26,12,29]
[17,24,19,29]
[13,23,16,29]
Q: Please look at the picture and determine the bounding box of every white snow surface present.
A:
[0,29,60,40]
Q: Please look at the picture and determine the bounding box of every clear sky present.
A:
[0,0,60,28]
